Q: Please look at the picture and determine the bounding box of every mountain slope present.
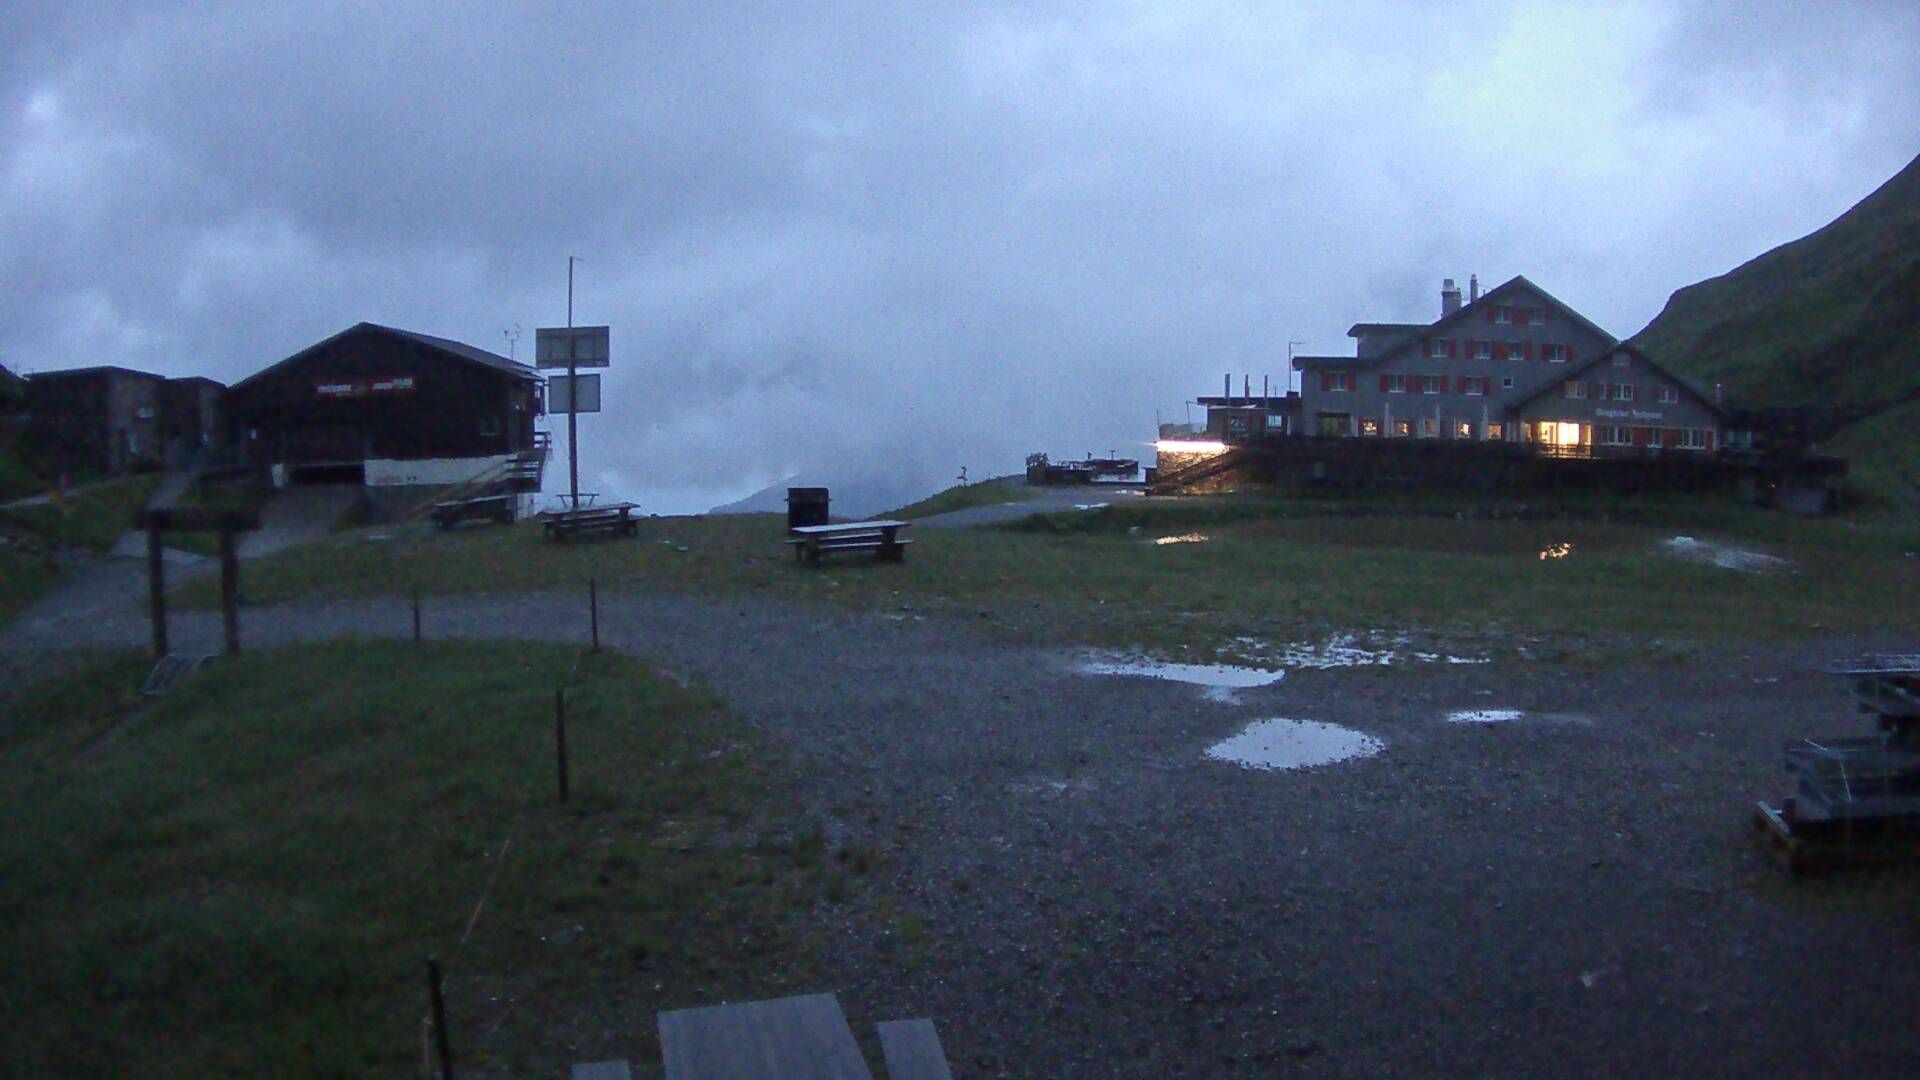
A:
[1630,152,1920,410]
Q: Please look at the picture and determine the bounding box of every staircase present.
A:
[1147,446,1258,494]
[399,433,551,522]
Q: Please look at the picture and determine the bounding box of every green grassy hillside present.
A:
[1629,151,1920,410]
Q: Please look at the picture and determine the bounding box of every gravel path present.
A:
[5,583,1918,1078]
[913,484,1152,529]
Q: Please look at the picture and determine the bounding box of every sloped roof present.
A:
[230,321,538,394]
[1304,275,1619,371]
[1505,342,1728,418]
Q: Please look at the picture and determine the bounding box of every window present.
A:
[1455,421,1474,439]
[1502,376,1514,389]
[1677,428,1708,449]
[1360,418,1381,436]
[1387,374,1407,393]
[1543,344,1568,363]
[1563,381,1586,400]
[479,415,501,437]
[1611,353,1630,367]
[1494,306,1512,324]
[1464,376,1488,396]
[1422,375,1445,394]
[1393,419,1412,437]
[1324,371,1353,391]
[1474,340,1491,360]
[1486,422,1504,440]
[1647,428,1665,448]
[1431,339,1448,358]
[1599,425,1631,446]
[1605,383,1636,402]
[1657,386,1678,404]
[1421,418,1439,438]
[1316,414,1351,436]
[1509,341,1527,360]
[1529,307,1546,325]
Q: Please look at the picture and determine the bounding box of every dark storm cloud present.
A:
[3,2,1916,510]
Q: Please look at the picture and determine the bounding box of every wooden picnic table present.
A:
[786,519,912,566]
[658,993,873,1080]
[542,501,641,541]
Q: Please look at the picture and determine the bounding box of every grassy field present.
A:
[886,475,1036,518]
[0,641,856,1078]
[0,473,159,552]
[179,494,1920,660]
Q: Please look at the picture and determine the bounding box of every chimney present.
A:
[1469,274,1481,303]
[1441,278,1462,316]
[1224,373,1231,398]
[1244,374,1251,398]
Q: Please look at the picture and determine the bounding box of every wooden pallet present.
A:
[1753,801,1920,875]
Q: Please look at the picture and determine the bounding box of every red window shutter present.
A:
[1632,427,1649,447]
[1524,342,1535,361]
[1485,305,1496,323]
[1539,306,1549,324]
[1448,339,1458,359]
[1320,372,1331,392]
[1379,374,1390,392]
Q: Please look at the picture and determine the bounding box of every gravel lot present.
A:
[6,577,1918,1078]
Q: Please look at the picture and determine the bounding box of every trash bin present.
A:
[787,487,829,530]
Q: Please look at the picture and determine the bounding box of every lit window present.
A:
[1486,422,1504,440]
[1393,419,1412,437]
[1387,374,1407,393]
[1360,418,1381,436]
[1494,306,1512,325]
[1474,341,1491,360]
[1455,421,1473,439]
[1421,418,1439,437]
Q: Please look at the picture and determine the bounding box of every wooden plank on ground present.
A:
[572,1062,634,1080]
[876,1020,954,1080]
[658,993,875,1080]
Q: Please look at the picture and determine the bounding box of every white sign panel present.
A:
[535,325,611,369]
[547,373,601,413]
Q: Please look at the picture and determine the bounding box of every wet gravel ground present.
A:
[6,584,1919,1078]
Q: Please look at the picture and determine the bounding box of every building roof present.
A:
[1304,275,1620,372]
[27,364,169,382]
[230,321,538,395]
[166,375,226,389]
[1504,342,1728,418]
[1289,354,1362,369]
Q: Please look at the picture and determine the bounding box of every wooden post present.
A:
[218,528,241,655]
[427,957,455,1080]
[413,586,423,644]
[555,687,570,803]
[147,525,168,659]
[589,577,599,653]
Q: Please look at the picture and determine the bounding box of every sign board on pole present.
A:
[535,326,611,369]
[546,373,601,414]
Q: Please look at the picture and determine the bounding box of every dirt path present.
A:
[4,583,1917,1078]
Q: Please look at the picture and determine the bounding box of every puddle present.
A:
[1152,533,1210,546]
[1076,656,1285,697]
[1204,718,1385,771]
[1072,502,1111,511]
[1660,536,1794,573]
[1224,634,1489,669]
[1447,708,1525,724]
[1538,542,1572,560]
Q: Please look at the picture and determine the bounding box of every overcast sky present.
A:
[4,2,1916,512]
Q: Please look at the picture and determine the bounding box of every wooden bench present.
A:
[543,502,641,541]
[431,493,515,530]
[786,519,912,567]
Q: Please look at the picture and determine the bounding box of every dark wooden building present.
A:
[225,323,546,514]
[161,376,227,468]
[24,365,168,477]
